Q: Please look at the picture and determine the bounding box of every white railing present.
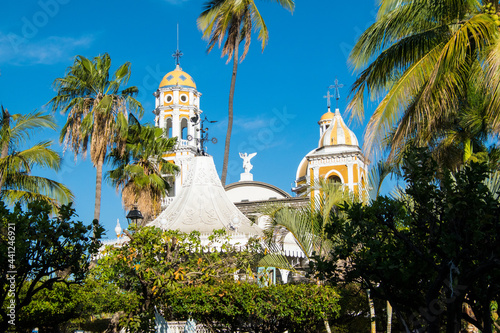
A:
[162,321,209,332]
[177,139,189,147]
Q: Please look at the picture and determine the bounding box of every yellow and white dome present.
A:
[318,109,358,148]
[295,154,309,180]
[319,110,335,122]
[159,65,196,89]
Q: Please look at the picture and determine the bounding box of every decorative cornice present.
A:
[158,86,198,93]
[225,181,291,198]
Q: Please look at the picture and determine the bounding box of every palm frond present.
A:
[2,174,73,211]
[368,159,395,200]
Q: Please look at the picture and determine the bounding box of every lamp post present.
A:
[126,206,144,227]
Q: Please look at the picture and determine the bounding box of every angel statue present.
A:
[239,152,257,173]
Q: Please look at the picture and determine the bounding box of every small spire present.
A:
[328,78,344,109]
[172,23,183,67]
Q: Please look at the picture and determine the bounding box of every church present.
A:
[109,56,369,280]
[138,56,368,265]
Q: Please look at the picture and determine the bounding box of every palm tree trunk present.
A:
[323,319,332,333]
[220,40,239,186]
[94,157,103,222]
[368,289,376,333]
[0,142,8,191]
[0,108,10,191]
[387,301,392,333]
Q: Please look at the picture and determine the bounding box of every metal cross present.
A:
[172,49,183,66]
[329,78,344,108]
[323,90,333,108]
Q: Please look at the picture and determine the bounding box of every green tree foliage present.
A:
[18,275,139,333]
[197,0,294,185]
[96,226,262,332]
[318,149,500,333]
[106,119,179,222]
[329,284,373,333]
[49,53,143,221]
[166,282,340,333]
[258,181,358,333]
[0,106,73,212]
[0,201,103,333]
[348,0,500,165]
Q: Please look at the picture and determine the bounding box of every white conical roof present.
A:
[148,155,261,236]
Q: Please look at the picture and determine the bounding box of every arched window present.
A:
[328,175,342,184]
[180,118,188,140]
[166,118,172,138]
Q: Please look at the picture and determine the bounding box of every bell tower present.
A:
[154,61,203,202]
[154,64,202,150]
[293,79,369,201]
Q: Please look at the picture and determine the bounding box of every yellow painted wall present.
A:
[179,92,189,106]
[320,165,348,183]
[163,92,173,106]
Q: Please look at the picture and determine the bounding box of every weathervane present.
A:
[187,115,218,155]
[172,23,183,66]
[329,78,344,109]
[323,90,334,109]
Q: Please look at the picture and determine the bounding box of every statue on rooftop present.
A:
[239,152,257,173]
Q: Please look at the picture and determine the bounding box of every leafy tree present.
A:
[18,275,139,333]
[318,149,500,333]
[106,119,179,223]
[18,281,82,333]
[166,282,340,333]
[329,283,373,333]
[257,180,356,333]
[197,0,294,185]
[49,53,143,222]
[0,200,103,333]
[0,106,73,212]
[347,0,500,163]
[97,226,262,332]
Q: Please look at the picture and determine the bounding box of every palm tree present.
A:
[261,167,398,332]
[259,179,354,272]
[257,179,353,333]
[49,53,143,222]
[366,159,400,333]
[106,120,179,224]
[197,0,294,185]
[0,106,73,211]
[347,0,500,164]
[385,80,498,171]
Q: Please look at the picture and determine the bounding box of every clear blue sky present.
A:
[0,0,381,238]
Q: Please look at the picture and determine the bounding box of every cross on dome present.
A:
[172,49,183,66]
[329,78,344,108]
[324,90,334,108]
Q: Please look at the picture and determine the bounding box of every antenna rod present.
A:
[172,23,183,66]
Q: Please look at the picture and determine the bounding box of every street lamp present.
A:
[126,206,144,226]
